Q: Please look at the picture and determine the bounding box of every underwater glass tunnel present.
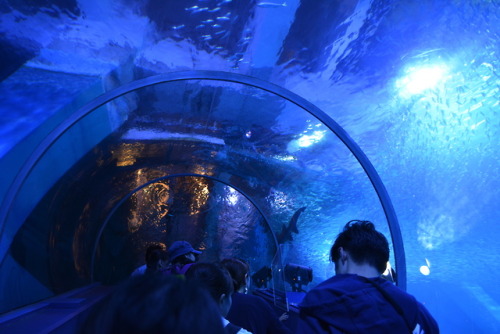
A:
[0,0,499,333]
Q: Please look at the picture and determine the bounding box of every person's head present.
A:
[168,241,202,266]
[330,220,389,275]
[221,258,250,293]
[82,274,224,334]
[145,244,168,271]
[185,262,234,317]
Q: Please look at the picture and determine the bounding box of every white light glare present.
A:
[383,261,392,276]
[227,187,238,205]
[420,265,430,276]
[420,258,431,276]
[297,130,326,148]
[273,155,296,162]
[397,65,448,97]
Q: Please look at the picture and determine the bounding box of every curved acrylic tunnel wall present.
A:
[0,71,402,312]
[1,0,499,332]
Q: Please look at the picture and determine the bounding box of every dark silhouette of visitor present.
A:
[163,240,201,275]
[222,258,292,334]
[297,220,439,333]
[131,243,168,276]
[81,273,225,334]
[186,262,252,334]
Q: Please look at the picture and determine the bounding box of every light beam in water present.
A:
[396,64,449,97]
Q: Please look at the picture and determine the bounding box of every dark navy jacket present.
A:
[226,292,291,334]
[297,274,439,334]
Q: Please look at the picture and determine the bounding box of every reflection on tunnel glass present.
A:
[0,0,497,331]
[3,74,399,320]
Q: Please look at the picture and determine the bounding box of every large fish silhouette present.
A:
[277,206,306,244]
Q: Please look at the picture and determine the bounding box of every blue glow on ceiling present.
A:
[396,63,449,97]
[0,0,499,332]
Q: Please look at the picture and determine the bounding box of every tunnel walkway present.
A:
[0,283,113,334]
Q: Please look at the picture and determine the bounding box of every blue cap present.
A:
[168,241,202,262]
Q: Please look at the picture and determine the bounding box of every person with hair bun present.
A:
[221,258,291,334]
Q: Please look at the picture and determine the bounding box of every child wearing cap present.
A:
[163,240,202,276]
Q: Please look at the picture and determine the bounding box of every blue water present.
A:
[0,0,499,332]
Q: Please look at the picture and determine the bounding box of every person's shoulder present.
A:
[375,278,417,301]
[373,278,439,333]
[372,278,420,309]
[300,276,342,307]
[415,299,440,333]
[301,274,376,308]
[308,274,363,294]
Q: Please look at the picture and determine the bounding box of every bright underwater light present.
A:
[420,265,430,276]
[297,130,325,147]
[420,258,431,276]
[287,130,326,153]
[227,187,238,205]
[396,64,449,97]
